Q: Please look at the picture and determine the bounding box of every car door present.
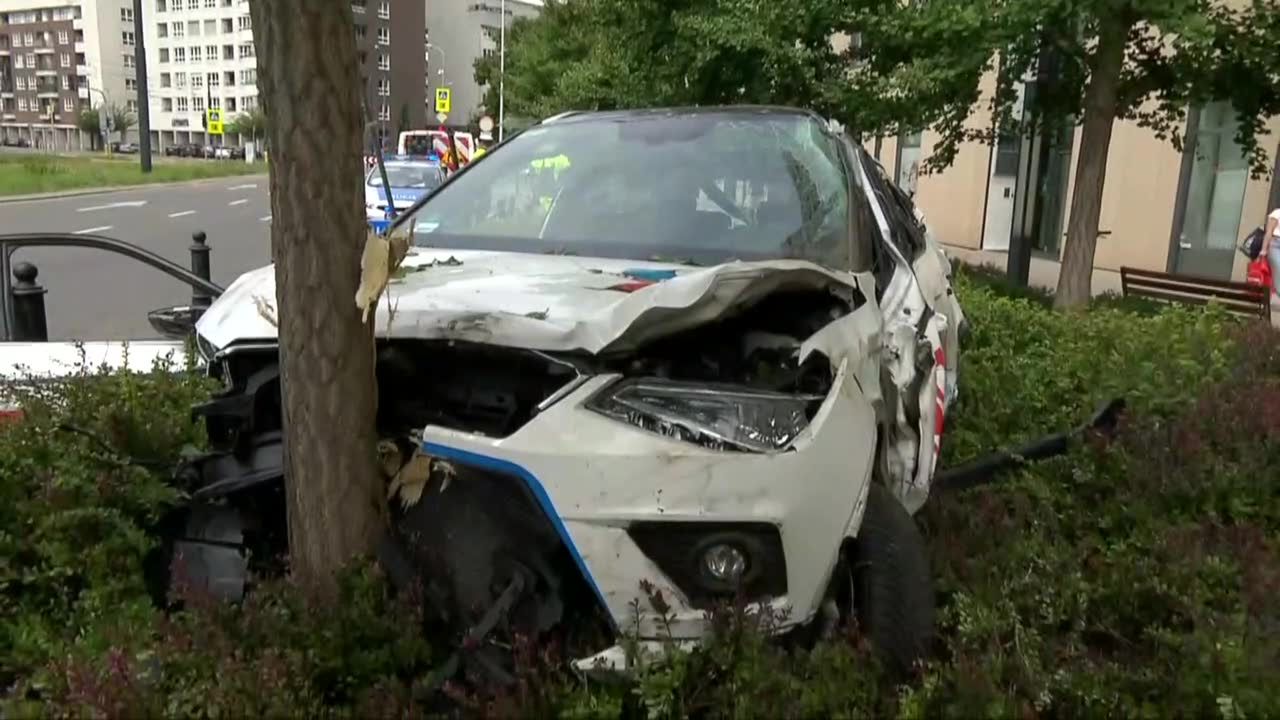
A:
[849,148,954,514]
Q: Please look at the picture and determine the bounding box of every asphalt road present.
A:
[1,177,272,340]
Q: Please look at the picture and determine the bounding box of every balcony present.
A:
[35,68,58,77]
[78,87,88,99]
[34,46,55,55]
[72,17,84,31]
[74,41,85,53]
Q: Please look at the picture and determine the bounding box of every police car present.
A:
[365,155,446,225]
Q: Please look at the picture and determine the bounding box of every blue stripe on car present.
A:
[422,441,614,627]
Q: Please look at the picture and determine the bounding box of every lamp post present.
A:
[498,0,505,142]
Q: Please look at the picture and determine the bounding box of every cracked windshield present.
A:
[2,0,1279,715]
[402,113,850,265]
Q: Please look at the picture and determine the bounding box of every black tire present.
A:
[847,482,935,676]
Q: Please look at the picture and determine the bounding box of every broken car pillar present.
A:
[11,261,49,342]
[189,231,213,310]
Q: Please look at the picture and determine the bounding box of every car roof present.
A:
[538,105,825,126]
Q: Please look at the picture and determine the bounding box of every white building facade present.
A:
[143,0,258,148]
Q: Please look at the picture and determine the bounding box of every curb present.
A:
[0,173,270,204]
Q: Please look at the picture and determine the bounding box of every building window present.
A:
[176,72,187,88]
[160,72,171,87]
[354,24,367,39]
[62,96,74,112]
[225,97,236,112]
[191,73,202,88]
[162,98,173,111]
[61,52,71,67]
[239,43,253,58]
[174,47,186,63]
[237,15,251,30]
[13,56,23,70]
[125,77,137,91]
[121,7,134,22]
[159,48,170,62]
[224,70,235,86]
[122,31,135,46]
[222,18,233,33]
[242,95,256,111]
[205,0,216,7]
[25,53,36,67]
[206,44,217,59]
[158,23,168,37]
[208,72,219,87]
[58,30,69,45]
[209,96,220,109]
[204,20,216,35]
[157,0,167,11]
[187,0,198,9]
[193,96,204,112]
[123,53,135,68]
[377,53,390,71]
[15,77,25,91]
[378,0,390,18]
[172,22,184,37]
[188,20,200,36]
[378,103,390,121]
[239,68,256,85]
[190,46,201,62]
[18,98,28,112]
[128,99,137,113]
[23,32,35,46]
[377,27,389,45]
[377,78,390,96]
[177,97,189,112]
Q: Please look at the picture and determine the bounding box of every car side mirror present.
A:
[148,305,203,339]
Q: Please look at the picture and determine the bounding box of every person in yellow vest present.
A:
[472,142,489,160]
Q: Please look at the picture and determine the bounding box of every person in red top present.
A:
[1264,206,1280,297]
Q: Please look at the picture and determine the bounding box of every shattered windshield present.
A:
[399,112,851,266]
[368,164,444,189]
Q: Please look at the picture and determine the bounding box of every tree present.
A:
[919,0,1280,308]
[227,108,268,144]
[76,107,102,150]
[108,103,136,143]
[249,1,384,589]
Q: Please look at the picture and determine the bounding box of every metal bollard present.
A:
[189,230,212,310]
[11,261,49,342]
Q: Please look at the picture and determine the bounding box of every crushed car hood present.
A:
[196,249,865,355]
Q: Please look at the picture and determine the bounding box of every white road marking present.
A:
[259,215,272,222]
[228,199,248,206]
[76,200,147,212]
[73,225,113,235]
[228,183,257,190]
[168,210,196,218]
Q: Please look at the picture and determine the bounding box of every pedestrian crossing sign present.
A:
[435,87,451,114]
[206,109,224,135]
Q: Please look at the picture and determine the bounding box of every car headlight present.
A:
[585,378,822,452]
[194,332,219,364]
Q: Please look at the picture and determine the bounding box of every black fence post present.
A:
[189,230,212,310]
[11,261,48,342]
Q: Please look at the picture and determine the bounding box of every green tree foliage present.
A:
[227,109,268,144]
[472,0,991,138]
[75,108,102,150]
[107,103,136,144]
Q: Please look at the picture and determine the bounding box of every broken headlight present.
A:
[586,379,823,453]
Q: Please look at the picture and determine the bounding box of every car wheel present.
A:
[842,482,935,676]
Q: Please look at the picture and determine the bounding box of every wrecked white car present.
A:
[160,107,969,681]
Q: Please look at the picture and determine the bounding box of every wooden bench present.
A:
[1119,267,1272,321]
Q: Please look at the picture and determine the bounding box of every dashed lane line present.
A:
[168,210,196,218]
[72,225,112,235]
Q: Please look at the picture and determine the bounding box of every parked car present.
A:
[2,137,31,148]
[2,106,981,687]
[112,142,139,154]
[364,154,446,222]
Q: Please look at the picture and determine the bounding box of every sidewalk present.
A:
[945,244,1280,327]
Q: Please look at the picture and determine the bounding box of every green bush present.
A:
[3,280,1278,718]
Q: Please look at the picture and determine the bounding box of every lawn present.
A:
[0,153,265,197]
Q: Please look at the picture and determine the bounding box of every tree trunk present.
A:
[250,1,384,590]
[1053,18,1132,310]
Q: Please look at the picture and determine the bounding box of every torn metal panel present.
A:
[195,251,866,356]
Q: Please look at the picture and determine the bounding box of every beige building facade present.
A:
[869,72,1280,284]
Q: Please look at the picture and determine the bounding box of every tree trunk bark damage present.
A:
[250,2,383,589]
[1054,19,1132,310]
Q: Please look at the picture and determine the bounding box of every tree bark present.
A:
[250,1,383,590]
[1053,18,1132,310]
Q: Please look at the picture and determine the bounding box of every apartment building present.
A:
[870,52,1280,285]
[424,0,541,125]
[0,0,137,149]
[354,0,426,147]
[145,0,425,149]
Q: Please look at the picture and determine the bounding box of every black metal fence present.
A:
[0,231,225,342]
